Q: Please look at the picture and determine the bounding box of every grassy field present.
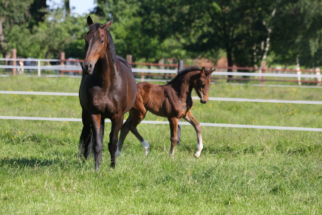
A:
[0,76,322,214]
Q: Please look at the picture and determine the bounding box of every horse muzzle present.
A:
[83,61,94,74]
[200,99,207,104]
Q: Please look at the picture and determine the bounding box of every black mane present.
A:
[106,30,116,63]
[167,67,201,84]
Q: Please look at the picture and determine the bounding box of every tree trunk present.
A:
[0,17,7,58]
[65,0,70,17]
[226,46,233,81]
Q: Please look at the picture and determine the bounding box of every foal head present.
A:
[192,67,214,104]
[83,16,114,74]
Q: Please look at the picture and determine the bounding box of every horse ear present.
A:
[103,19,113,30]
[87,16,93,26]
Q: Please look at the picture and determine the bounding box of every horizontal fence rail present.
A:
[0,65,321,78]
[0,91,321,105]
[0,116,321,132]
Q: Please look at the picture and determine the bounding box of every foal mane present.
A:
[167,67,201,84]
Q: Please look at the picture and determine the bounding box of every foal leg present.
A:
[184,111,203,158]
[116,113,132,157]
[91,114,103,171]
[109,115,124,168]
[128,109,150,156]
[168,117,179,157]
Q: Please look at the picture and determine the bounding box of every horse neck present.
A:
[96,49,116,90]
[174,73,196,101]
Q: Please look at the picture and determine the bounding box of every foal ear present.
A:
[206,69,215,76]
[200,67,206,76]
[87,16,94,26]
[103,19,113,30]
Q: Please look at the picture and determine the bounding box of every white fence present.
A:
[0,58,321,80]
[1,90,322,105]
[1,116,322,132]
[0,90,322,132]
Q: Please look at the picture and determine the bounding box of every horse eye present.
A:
[100,40,104,44]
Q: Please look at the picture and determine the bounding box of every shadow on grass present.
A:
[0,157,80,168]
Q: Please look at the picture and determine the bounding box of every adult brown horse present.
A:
[116,67,214,158]
[78,16,137,170]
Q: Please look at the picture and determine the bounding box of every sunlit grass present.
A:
[0,76,322,214]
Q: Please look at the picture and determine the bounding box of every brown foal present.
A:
[116,67,214,158]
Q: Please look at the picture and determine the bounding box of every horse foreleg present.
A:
[168,117,179,157]
[79,110,92,160]
[91,114,103,171]
[184,111,203,158]
[109,115,124,168]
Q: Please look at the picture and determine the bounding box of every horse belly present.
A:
[146,96,167,117]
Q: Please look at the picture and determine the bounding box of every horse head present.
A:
[193,67,214,104]
[83,16,113,74]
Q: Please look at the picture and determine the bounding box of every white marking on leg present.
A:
[141,139,150,156]
[194,133,203,158]
[116,140,121,157]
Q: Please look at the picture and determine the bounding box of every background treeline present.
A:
[0,0,321,68]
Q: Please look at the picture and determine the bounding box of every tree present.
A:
[270,0,322,67]
[64,0,70,17]
[138,0,277,71]
[29,0,47,27]
[0,0,33,57]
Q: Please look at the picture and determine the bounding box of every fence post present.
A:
[296,64,301,86]
[126,55,132,65]
[177,60,184,146]
[11,49,16,75]
[37,60,41,76]
[316,67,321,86]
[194,59,199,67]
[60,52,65,75]
[159,58,165,79]
[260,61,266,85]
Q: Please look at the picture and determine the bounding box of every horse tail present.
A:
[78,125,93,159]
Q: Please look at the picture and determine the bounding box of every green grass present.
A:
[0,76,322,214]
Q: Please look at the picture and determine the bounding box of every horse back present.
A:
[114,56,137,113]
[136,82,174,116]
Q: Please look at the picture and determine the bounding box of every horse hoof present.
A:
[194,152,201,158]
[144,147,150,156]
[116,149,121,157]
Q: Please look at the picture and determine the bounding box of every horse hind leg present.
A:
[78,126,93,160]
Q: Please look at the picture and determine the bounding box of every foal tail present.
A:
[78,126,93,159]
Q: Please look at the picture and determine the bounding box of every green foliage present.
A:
[271,0,322,67]
[2,0,322,66]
